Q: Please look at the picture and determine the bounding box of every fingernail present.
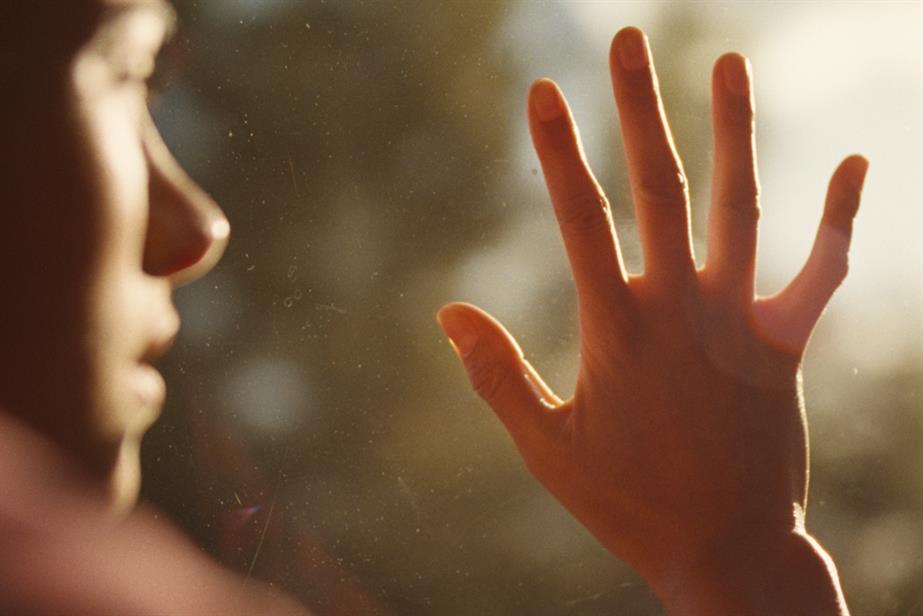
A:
[437,307,478,358]
[617,27,650,71]
[722,54,751,97]
[532,79,564,122]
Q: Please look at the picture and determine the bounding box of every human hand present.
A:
[437,27,864,614]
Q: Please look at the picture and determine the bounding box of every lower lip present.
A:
[132,364,166,408]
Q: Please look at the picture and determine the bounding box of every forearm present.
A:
[654,530,849,616]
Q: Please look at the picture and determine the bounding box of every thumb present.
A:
[436,302,562,445]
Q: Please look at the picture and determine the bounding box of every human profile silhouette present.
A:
[0,2,864,614]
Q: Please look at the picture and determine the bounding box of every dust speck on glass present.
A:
[143,1,923,614]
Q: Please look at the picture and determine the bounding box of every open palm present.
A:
[438,27,863,614]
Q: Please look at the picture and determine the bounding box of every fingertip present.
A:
[529,78,566,123]
[435,302,458,327]
[840,154,869,191]
[823,154,868,229]
[714,52,751,97]
[612,26,645,47]
[436,301,481,323]
[436,303,479,358]
[611,26,650,71]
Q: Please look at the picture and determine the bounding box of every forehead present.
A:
[23,0,171,17]
[93,0,175,25]
[77,0,176,50]
[0,0,175,77]
[94,0,172,11]
[10,0,174,38]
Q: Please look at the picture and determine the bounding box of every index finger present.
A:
[528,79,630,318]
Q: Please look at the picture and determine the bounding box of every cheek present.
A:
[78,90,156,342]
[1,74,151,373]
[71,54,152,263]
[72,85,156,391]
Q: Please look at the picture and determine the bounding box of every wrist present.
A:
[651,529,849,616]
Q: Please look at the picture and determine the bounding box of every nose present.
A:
[142,121,230,286]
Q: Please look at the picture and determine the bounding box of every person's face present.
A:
[0,0,228,511]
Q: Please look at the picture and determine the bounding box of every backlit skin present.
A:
[438,28,863,615]
[0,0,229,512]
[0,1,862,614]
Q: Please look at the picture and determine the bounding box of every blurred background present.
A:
[142,1,922,614]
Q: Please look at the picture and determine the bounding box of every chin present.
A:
[93,370,164,515]
[125,363,167,434]
[106,438,143,516]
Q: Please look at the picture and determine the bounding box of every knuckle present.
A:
[812,224,852,285]
[831,253,849,283]
[467,356,510,403]
[634,173,688,210]
[556,193,612,234]
[719,186,761,218]
[723,97,755,127]
[735,177,761,204]
[808,251,849,293]
[726,202,761,224]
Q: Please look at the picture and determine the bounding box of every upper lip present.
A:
[141,327,179,366]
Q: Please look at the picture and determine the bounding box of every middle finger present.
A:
[610,27,695,291]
